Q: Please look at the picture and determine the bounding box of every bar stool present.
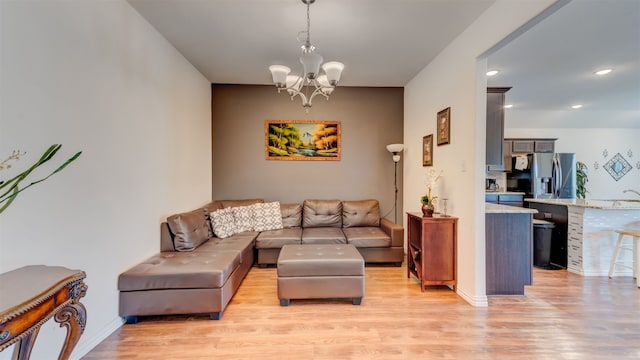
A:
[608,229,640,288]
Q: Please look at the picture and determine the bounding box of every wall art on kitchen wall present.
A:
[265,120,340,161]
[603,152,632,181]
[423,134,433,166]
[436,107,450,146]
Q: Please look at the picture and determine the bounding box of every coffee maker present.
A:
[485,178,497,191]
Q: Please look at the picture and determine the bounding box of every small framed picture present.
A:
[423,134,433,166]
[437,107,451,146]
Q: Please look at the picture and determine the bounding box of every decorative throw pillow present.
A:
[232,205,255,233]
[252,201,283,232]
[210,207,236,239]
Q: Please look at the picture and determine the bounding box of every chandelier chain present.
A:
[305,0,311,50]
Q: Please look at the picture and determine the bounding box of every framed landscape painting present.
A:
[265,120,341,161]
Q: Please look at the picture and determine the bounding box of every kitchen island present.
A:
[526,199,640,276]
[485,203,538,295]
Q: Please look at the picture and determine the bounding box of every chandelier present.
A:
[268,0,344,111]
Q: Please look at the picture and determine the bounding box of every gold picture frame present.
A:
[423,134,433,166]
[265,120,341,161]
[437,107,451,146]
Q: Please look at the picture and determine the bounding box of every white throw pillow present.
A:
[232,205,255,233]
[252,201,283,232]
[210,207,236,239]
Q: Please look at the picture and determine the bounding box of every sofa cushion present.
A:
[199,232,257,253]
[118,250,242,290]
[210,207,237,239]
[232,205,255,233]
[166,208,211,252]
[256,228,303,249]
[343,227,391,248]
[301,227,346,244]
[342,199,381,228]
[302,199,342,228]
[281,203,303,228]
[252,201,284,232]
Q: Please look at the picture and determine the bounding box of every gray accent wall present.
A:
[211,84,404,222]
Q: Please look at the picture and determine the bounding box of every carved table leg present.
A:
[11,327,40,360]
[54,302,86,360]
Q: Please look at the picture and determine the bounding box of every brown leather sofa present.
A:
[118,198,403,322]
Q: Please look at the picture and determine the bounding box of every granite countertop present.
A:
[485,191,526,195]
[525,198,640,209]
[486,203,538,214]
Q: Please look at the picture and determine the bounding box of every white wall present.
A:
[506,126,640,199]
[404,0,556,306]
[0,1,211,359]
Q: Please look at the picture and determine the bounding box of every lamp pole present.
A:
[394,160,399,224]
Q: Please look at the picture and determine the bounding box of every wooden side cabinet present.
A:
[407,213,458,291]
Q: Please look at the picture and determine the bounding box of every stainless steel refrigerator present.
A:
[552,153,576,199]
[530,152,576,199]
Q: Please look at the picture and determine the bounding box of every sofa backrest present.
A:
[302,199,342,228]
[281,203,303,228]
[342,199,381,228]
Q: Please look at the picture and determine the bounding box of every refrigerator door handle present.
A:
[553,156,562,198]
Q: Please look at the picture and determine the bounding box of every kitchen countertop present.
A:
[486,203,538,214]
[525,198,640,209]
[485,191,526,195]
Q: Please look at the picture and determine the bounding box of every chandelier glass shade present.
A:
[268,0,344,110]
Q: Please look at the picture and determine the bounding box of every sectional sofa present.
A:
[118,198,404,322]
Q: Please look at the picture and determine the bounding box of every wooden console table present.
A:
[407,212,458,291]
[0,265,87,360]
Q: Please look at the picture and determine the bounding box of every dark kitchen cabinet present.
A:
[512,140,534,153]
[486,87,511,166]
[534,140,555,153]
[507,138,557,154]
[486,212,534,295]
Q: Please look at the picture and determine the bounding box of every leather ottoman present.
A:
[277,244,365,306]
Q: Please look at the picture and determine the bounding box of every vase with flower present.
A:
[420,193,436,217]
[421,168,442,217]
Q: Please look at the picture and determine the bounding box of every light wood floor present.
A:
[83,265,640,359]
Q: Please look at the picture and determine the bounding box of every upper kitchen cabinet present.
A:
[509,138,557,154]
[486,87,511,167]
[534,140,555,153]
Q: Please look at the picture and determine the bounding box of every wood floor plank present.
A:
[83,265,640,359]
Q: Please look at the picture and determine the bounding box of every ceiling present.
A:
[126,0,494,87]
[487,0,640,119]
[127,0,639,124]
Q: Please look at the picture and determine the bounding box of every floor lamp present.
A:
[386,144,404,224]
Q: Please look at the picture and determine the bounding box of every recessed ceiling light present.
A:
[486,70,499,76]
[571,104,583,109]
[595,68,613,76]
[503,104,513,109]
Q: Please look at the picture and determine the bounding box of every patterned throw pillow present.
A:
[210,207,236,239]
[252,201,283,232]
[232,205,255,233]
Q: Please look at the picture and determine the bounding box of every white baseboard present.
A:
[456,286,488,307]
[71,317,124,360]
